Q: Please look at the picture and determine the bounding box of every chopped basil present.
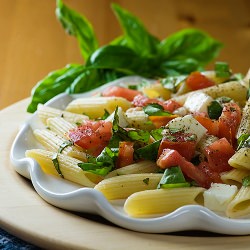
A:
[52,153,64,178]
[99,109,110,120]
[242,176,250,187]
[207,100,223,119]
[160,75,186,93]
[150,128,164,140]
[157,166,190,189]
[58,140,74,153]
[143,103,172,117]
[143,178,150,185]
[135,140,161,161]
[78,147,118,176]
[237,134,250,150]
[215,62,231,78]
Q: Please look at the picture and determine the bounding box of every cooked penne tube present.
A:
[33,129,88,161]
[94,173,163,200]
[221,168,250,187]
[226,186,250,218]
[124,187,205,217]
[105,161,159,178]
[172,81,247,106]
[228,147,250,170]
[65,97,131,119]
[236,98,250,138]
[37,104,89,124]
[46,117,77,138]
[25,149,103,187]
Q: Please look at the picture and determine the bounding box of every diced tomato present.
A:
[186,71,215,90]
[194,116,219,136]
[162,100,182,113]
[197,161,222,184]
[218,102,242,145]
[68,120,112,156]
[157,149,210,188]
[132,94,162,107]
[158,132,196,161]
[204,138,234,173]
[148,115,178,128]
[102,86,142,101]
[116,141,134,168]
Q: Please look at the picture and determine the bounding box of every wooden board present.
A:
[1,99,250,249]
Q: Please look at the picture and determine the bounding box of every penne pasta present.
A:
[37,104,89,124]
[236,98,250,138]
[105,161,159,178]
[65,97,131,119]
[226,186,250,218]
[172,81,247,107]
[46,117,77,138]
[228,147,250,170]
[33,129,88,162]
[221,169,250,187]
[94,173,163,200]
[25,149,103,187]
[124,187,205,217]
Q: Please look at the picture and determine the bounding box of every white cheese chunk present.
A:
[168,114,207,142]
[204,183,238,212]
[184,92,213,114]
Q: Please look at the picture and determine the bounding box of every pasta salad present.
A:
[25,65,250,218]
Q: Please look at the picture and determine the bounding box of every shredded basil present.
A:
[237,134,250,150]
[135,140,161,161]
[143,103,172,117]
[242,176,250,187]
[207,100,223,119]
[157,166,190,189]
[160,75,186,93]
[58,140,74,153]
[52,153,64,178]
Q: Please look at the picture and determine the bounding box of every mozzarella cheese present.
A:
[168,114,207,142]
[204,183,238,212]
[184,92,213,114]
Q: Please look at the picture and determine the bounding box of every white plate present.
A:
[10,76,250,235]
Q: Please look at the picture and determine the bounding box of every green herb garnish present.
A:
[27,0,222,113]
[52,153,64,178]
[143,103,172,117]
[237,134,250,150]
[143,178,150,185]
[157,166,190,189]
[215,61,231,78]
[242,176,250,187]
[207,100,223,119]
[58,140,74,153]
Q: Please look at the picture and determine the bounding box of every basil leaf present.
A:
[58,140,74,153]
[56,0,98,60]
[135,140,161,161]
[27,64,84,113]
[150,128,164,140]
[52,153,64,178]
[111,3,159,57]
[157,166,190,189]
[207,100,223,119]
[161,75,186,93]
[237,134,250,150]
[242,176,250,187]
[143,103,172,116]
[87,45,143,75]
[78,147,118,176]
[215,61,231,78]
[159,29,222,67]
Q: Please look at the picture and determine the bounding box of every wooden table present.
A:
[1,0,250,110]
[1,99,250,250]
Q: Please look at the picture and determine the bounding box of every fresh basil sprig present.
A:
[237,134,250,150]
[27,1,223,113]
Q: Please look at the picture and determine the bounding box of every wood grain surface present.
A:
[0,0,249,110]
[1,99,250,249]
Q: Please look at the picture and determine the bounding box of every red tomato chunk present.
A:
[102,86,142,101]
[68,120,112,157]
[186,71,215,90]
[116,141,134,168]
